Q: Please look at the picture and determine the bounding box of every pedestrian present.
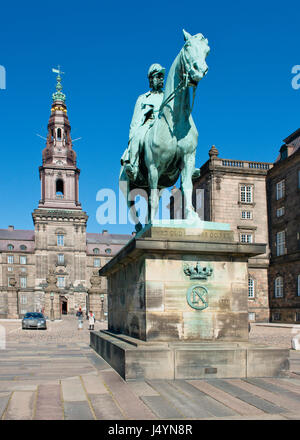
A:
[76,307,83,330]
[88,310,95,331]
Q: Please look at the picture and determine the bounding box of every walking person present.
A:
[88,310,95,331]
[76,306,83,330]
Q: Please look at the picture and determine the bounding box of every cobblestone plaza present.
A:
[0,316,300,420]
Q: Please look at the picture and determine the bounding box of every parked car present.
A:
[22,312,47,330]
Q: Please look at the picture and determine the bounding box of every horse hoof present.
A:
[135,223,143,233]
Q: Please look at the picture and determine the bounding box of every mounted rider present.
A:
[121,63,166,181]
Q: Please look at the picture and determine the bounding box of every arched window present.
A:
[20,245,27,251]
[105,248,112,254]
[57,128,62,140]
[275,276,284,298]
[248,278,255,298]
[7,244,14,251]
[57,233,64,246]
[56,179,64,199]
[93,248,100,254]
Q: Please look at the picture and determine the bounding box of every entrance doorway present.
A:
[61,296,68,315]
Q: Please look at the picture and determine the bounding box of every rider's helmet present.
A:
[147,63,166,78]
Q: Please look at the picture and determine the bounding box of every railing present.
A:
[221,160,271,170]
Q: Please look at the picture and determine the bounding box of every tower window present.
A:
[57,234,64,246]
[56,179,64,199]
[57,128,62,140]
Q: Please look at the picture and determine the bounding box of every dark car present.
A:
[22,312,47,330]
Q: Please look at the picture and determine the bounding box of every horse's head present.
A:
[181,29,210,86]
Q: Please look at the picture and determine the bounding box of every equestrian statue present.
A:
[120,29,210,232]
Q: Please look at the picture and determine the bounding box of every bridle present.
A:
[157,47,197,117]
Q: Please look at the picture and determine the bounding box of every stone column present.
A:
[88,270,105,321]
[44,269,61,320]
[7,276,19,319]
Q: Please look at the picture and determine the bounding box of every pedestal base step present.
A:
[90,331,289,381]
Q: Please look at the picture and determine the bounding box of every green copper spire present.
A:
[52,66,66,102]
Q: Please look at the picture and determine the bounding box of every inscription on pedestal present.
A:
[143,227,234,242]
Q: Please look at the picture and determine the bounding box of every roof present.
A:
[86,232,133,245]
[0,229,35,241]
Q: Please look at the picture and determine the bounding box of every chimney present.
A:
[8,225,14,231]
[102,229,108,235]
[132,231,136,236]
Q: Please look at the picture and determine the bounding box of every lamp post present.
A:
[100,294,104,321]
[50,292,54,321]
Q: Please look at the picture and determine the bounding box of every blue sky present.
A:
[0,0,299,234]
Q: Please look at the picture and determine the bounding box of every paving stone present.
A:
[98,370,155,419]
[89,394,124,420]
[207,379,286,414]
[34,384,63,420]
[0,394,11,418]
[81,374,108,395]
[127,381,160,397]
[188,380,265,416]
[4,391,35,420]
[141,395,183,419]
[170,380,236,417]
[229,379,300,413]
[246,378,300,402]
[148,380,220,418]
[63,401,94,420]
[61,377,87,402]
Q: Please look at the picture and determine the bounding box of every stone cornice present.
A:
[99,236,266,277]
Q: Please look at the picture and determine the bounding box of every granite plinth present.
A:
[90,331,289,380]
[91,223,288,379]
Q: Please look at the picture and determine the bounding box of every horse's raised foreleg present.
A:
[181,152,199,222]
[148,165,159,224]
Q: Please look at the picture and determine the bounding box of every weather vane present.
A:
[52,65,65,76]
[51,65,66,103]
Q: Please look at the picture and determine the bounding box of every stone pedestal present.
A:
[90,222,289,380]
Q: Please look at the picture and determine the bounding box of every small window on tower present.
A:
[56,179,64,199]
[57,128,62,140]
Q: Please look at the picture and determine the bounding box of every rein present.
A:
[157,49,196,117]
